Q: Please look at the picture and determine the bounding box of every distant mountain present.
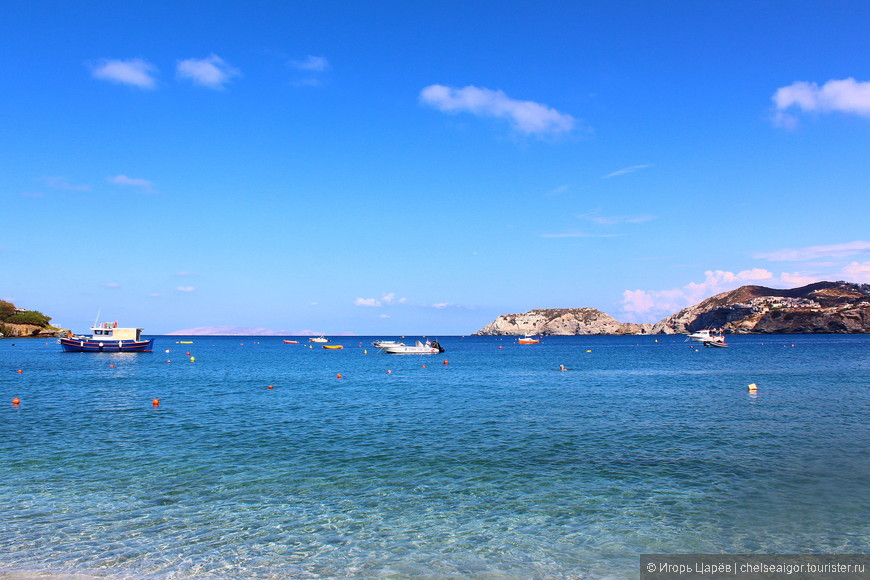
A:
[473,282,870,335]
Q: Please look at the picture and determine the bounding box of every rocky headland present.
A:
[474,281,870,335]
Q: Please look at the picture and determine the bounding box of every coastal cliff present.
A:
[474,281,870,335]
[474,308,653,336]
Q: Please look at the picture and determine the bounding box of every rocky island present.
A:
[474,281,870,335]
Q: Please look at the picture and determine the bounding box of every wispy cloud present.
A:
[176,54,240,89]
[176,286,195,292]
[108,174,155,193]
[420,84,576,136]
[44,176,91,191]
[90,58,158,89]
[577,212,656,225]
[621,268,775,322]
[773,78,870,128]
[354,297,382,307]
[541,232,622,238]
[754,241,870,261]
[602,164,653,179]
[290,55,329,72]
[102,282,121,288]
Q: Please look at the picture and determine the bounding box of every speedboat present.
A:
[687,329,728,347]
[283,340,299,344]
[518,335,540,344]
[687,329,716,341]
[377,339,444,354]
[372,339,402,348]
[59,321,153,352]
[309,336,329,343]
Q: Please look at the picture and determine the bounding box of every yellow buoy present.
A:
[748,383,758,392]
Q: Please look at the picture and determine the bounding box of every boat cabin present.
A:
[91,323,144,341]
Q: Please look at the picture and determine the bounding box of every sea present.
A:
[1,334,868,579]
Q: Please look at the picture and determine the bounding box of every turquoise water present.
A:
[1,334,869,579]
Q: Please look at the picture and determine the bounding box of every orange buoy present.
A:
[336,373,343,379]
[12,398,20,406]
[110,364,115,368]
[387,370,392,374]
[167,360,172,364]
[152,398,160,407]
[17,369,23,374]
[268,385,274,390]
[421,364,426,368]
[443,360,449,365]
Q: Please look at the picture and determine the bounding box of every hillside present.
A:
[474,281,870,335]
[651,281,870,334]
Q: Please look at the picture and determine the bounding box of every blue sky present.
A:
[3,1,870,335]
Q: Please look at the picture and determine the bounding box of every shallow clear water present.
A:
[1,334,869,579]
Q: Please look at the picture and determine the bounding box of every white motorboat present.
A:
[687,329,729,347]
[377,339,444,354]
[308,336,329,343]
[687,329,717,342]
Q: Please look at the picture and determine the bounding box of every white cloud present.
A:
[621,268,775,322]
[176,286,195,292]
[780,271,823,286]
[90,58,157,89]
[842,261,870,283]
[602,164,653,179]
[354,293,406,308]
[290,55,329,72]
[773,78,870,127]
[102,282,121,288]
[176,54,240,89]
[108,174,154,193]
[754,241,870,261]
[420,84,576,136]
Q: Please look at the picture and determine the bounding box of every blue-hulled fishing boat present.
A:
[59,321,153,352]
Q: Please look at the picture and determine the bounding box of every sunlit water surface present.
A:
[2,334,868,579]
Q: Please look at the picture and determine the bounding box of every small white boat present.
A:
[703,335,729,348]
[688,329,729,348]
[309,336,329,343]
[378,339,444,354]
[518,335,540,344]
[687,329,717,342]
[372,339,402,348]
